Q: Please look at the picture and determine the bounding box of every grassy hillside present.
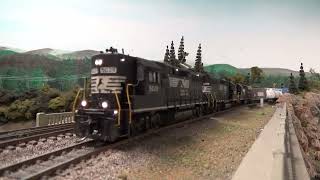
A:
[240,68,301,76]
[204,64,240,77]
[204,63,307,88]
[0,53,91,92]
[0,50,17,57]
[59,50,100,59]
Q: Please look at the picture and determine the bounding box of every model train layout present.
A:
[74,42,278,142]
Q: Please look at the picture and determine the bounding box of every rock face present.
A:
[278,92,320,178]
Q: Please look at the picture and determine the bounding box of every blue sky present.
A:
[0,0,319,71]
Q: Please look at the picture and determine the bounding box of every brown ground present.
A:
[56,105,275,180]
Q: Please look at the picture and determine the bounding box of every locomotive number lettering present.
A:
[100,67,117,74]
[169,76,189,88]
[149,85,159,92]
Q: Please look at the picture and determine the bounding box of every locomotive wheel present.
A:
[130,115,145,136]
[194,107,201,117]
[130,123,139,136]
[151,113,161,129]
[103,121,119,142]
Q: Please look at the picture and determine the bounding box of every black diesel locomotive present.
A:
[75,47,252,142]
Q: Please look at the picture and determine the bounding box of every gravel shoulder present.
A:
[54,105,275,180]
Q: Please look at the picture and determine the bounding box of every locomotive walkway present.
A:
[232,103,309,180]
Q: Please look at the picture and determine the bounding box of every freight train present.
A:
[74,47,266,142]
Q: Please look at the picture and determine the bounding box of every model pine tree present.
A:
[169,41,178,66]
[298,63,309,91]
[194,44,203,72]
[178,36,187,63]
[163,45,170,63]
[245,72,251,85]
[289,73,298,94]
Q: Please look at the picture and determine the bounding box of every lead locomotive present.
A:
[75,43,251,142]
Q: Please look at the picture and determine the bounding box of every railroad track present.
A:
[0,123,74,149]
[0,105,249,179]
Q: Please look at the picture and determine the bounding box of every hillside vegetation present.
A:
[204,64,239,78]
[0,47,94,92]
[0,50,17,57]
[0,86,80,123]
[204,64,306,88]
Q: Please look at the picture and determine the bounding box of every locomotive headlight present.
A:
[94,59,103,66]
[81,100,87,107]
[114,110,118,115]
[101,101,108,108]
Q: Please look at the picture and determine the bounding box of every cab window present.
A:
[148,71,160,83]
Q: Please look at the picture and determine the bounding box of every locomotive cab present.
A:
[75,49,136,141]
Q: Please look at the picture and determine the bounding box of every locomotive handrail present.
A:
[126,84,133,124]
[114,92,121,126]
[72,88,83,113]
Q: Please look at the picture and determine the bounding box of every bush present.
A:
[0,106,9,123]
[309,80,320,91]
[48,96,66,111]
[62,87,80,111]
[5,99,35,121]
[0,90,17,105]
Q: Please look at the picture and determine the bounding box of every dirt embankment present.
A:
[278,92,320,178]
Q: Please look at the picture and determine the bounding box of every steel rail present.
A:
[0,128,74,149]
[0,104,253,179]
[0,123,74,140]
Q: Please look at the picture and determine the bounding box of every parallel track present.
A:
[0,124,74,149]
[0,105,249,179]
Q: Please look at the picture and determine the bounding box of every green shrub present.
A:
[48,96,66,110]
[5,99,35,121]
[309,80,320,91]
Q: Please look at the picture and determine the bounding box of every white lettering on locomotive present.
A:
[148,85,159,92]
[202,86,212,93]
[180,89,189,96]
[91,75,126,94]
[100,67,117,74]
[168,76,190,88]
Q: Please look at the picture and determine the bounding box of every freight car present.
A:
[74,48,251,142]
[251,88,283,103]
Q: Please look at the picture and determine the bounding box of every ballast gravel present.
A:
[53,105,275,180]
[0,135,81,168]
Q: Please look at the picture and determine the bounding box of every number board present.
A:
[100,67,117,74]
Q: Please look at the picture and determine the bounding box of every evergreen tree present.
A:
[178,36,187,63]
[245,72,251,85]
[250,66,263,83]
[289,73,298,94]
[194,44,203,72]
[169,41,178,66]
[164,45,170,63]
[298,63,309,91]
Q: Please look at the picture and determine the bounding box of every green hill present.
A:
[204,64,240,77]
[239,68,306,77]
[0,53,91,92]
[0,50,17,57]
